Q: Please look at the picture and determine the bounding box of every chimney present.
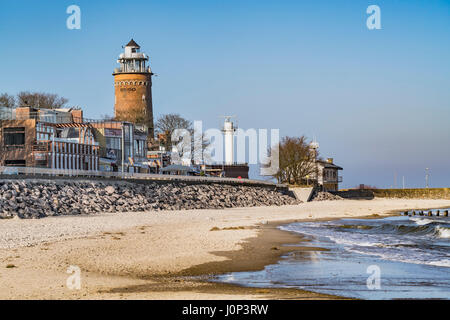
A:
[327,158,334,164]
[70,109,83,123]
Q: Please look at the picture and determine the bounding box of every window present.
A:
[3,127,25,146]
[5,159,26,167]
[106,137,121,150]
[134,140,138,155]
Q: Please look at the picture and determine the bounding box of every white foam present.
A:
[327,236,383,248]
[345,245,450,268]
[436,226,450,239]
[428,259,450,268]
[411,218,434,226]
[282,220,450,268]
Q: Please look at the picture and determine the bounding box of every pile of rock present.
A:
[0,180,300,219]
[311,191,344,201]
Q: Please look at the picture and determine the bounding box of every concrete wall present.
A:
[371,188,450,199]
[0,168,289,193]
[332,189,374,199]
[289,187,314,202]
[334,188,450,200]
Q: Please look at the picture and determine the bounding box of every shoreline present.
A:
[1,199,450,299]
[186,213,400,300]
[180,220,343,299]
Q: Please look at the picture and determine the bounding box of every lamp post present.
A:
[309,139,319,187]
[121,124,125,174]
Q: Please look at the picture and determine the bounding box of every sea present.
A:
[215,209,450,300]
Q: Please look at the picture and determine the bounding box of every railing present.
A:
[323,176,343,183]
[114,67,151,74]
[32,142,51,152]
[2,112,148,135]
[0,166,284,188]
[11,113,124,125]
[1,145,25,151]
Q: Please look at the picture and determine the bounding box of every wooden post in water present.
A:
[445,210,449,217]
[404,211,409,216]
[419,211,424,216]
[436,210,440,216]
[428,211,433,216]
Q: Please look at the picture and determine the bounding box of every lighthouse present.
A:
[113,39,154,140]
[222,116,236,165]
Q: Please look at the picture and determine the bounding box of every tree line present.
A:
[0,92,68,109]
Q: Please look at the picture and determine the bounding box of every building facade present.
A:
[0,107,99,170]
[91,121,148,173]
[316,158,343,191]
[0,106,153,173]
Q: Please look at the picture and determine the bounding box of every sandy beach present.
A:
[1,198,450,300]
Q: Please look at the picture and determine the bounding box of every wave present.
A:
[411,218,435,226]
[347,246,450,268]
[336,225,374,230]
[370,221,450,239]
[428,259,450,268]
[284,220,450,241]
[282,216,450,268]
[436,226,450,239]
[327,236,384,248]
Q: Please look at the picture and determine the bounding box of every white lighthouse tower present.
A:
[222,116,236,165]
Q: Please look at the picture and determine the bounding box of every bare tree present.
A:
[271,136,317,185]
[100,114,115,121]
[155,113,192,149]
[17,91,68,109]
[156,113,211,165]
[114,106,149,126]
[0,93,16,108]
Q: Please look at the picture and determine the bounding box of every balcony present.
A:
[323,176,343,183]
[113,66,152,74]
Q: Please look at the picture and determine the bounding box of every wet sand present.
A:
[1,198,450,300]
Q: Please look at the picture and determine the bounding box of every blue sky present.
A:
[1,0,449,188]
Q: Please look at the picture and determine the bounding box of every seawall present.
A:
[334,188,450,200]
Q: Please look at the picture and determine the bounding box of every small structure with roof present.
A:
[316,158,343,191]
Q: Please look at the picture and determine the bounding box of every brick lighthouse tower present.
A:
[113,39,154,140]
